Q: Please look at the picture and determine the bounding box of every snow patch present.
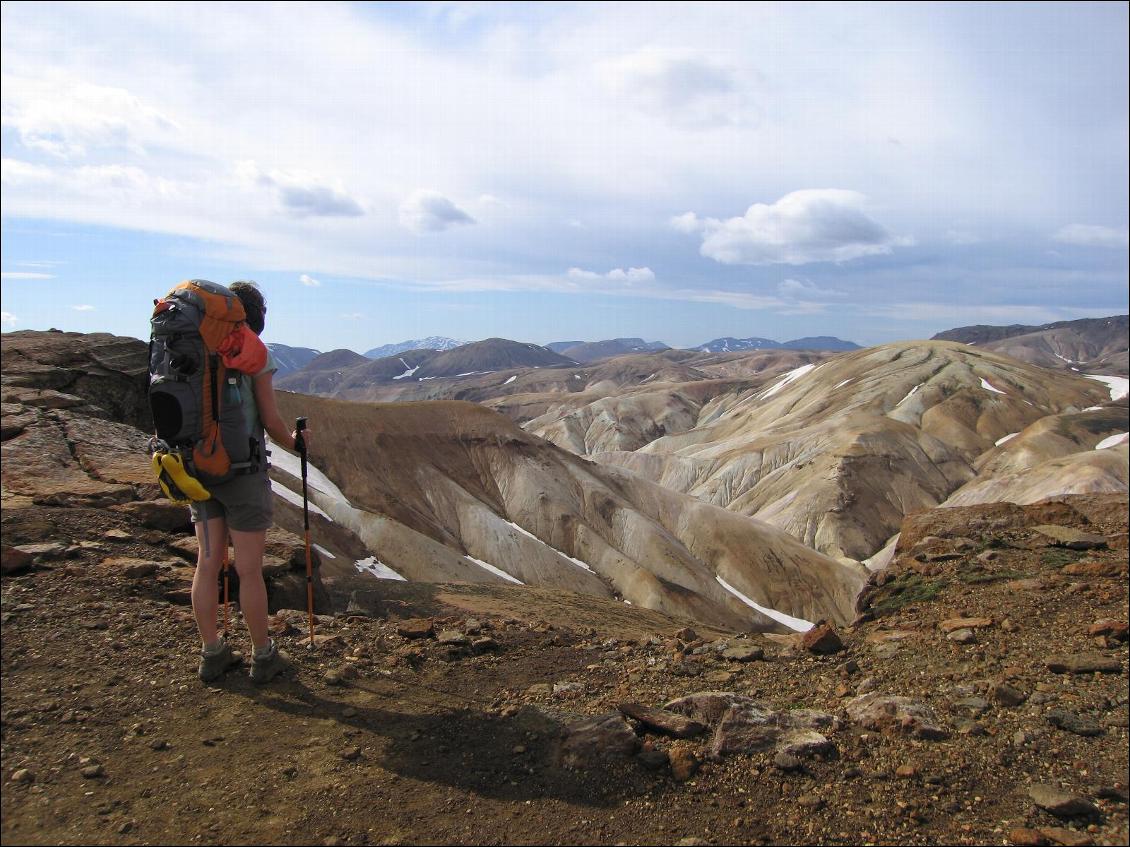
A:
[980,378,1006,395]
[355,556,406,581]
[503,375,517,385]
[715,575,813,632]
[312,544,335,560]
[505,521,595,572]
[393,357,420,380]
[758,363,817,400]
[466,556,523,585]
[267,438,350,506]
[1096,432,1129,450]
[834,379,852,389]
[1085,374,1129,401]
[895,384,921,406]
[270,480,332,521]
[995,432,1019,446]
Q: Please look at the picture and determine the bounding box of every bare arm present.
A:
[252,371,300,452]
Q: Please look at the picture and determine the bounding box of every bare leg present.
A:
[191,516,227,647]
[230,528,270,650]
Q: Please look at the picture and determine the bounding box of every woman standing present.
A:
[191,281,312,683]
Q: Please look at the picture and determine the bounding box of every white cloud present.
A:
[669,212,701,234]
[1,312,17,326]
[299,274,321,287]
[862,301,1069,325]
[399,190,476,234]
[1,271,54,280]
[70,304,94,311]
[1,71,179,158]
[675,190,899,265]
[568,266,655,283]
[2,157,182,201]
[598,48,750,129]
[340,312,365,320]
[236,161,363,218]
[1053,224,1129,249]
[777,278,844,299]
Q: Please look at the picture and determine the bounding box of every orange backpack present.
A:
[148,279,263,498]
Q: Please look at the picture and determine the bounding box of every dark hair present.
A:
[230,281,266,335]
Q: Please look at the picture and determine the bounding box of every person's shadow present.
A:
[227,670,659,808]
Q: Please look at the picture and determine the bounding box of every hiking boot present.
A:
[198,639,242,682]
[249,640,290,684]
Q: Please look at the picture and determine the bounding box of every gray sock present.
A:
[253,639,274,660]
[202,638,226,656]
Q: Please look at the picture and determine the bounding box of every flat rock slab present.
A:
[618,702,707,738]
[395,619,435,639]
[1028,784,1099,818]
[721,644,764,662]
[1061,560,1125,577]
[1088,620,1128,641]
[709,702,782,757]
[663,692,757,726]
[777,729,835,758]
[560,713,640,769]
[1032,525,1107,550]
[1045,654,1123,674]
[1046,709,1104,737]
[939,616,993,632]
[845,693,948,740]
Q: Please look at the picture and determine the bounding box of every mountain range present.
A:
[364,336,470,359]
[546,338,670,362]
[932,314,1128,376]
[695,336,861,353]
[265,343,321,378]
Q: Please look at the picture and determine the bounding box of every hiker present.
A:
[189,281,313,683]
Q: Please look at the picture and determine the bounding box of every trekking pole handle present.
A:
[295,417,307,455]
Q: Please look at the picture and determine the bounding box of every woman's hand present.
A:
[292,427,312,455]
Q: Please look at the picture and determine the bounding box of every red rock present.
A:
[801,622,843,655]
[1039,827,1093,846]
[668,744,700,782]
[1062,561,1125,577]
[1008,828,1047,846]
[939,616,993,632]
[1,545,34,575]
[618,702,707,738]
[396,619,435,639]
[1087,620,1128,642]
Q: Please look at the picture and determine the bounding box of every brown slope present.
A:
[272,392,864,629]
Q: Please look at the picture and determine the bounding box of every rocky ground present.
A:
[2,493,1128,846]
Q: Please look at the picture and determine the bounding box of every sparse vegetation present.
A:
[1040,548,1082,568]
[956,567,1024,584]
[871,573,949,616]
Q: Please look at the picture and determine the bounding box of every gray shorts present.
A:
[189,470,274,532]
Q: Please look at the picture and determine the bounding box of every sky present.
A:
[2,1,1127,353]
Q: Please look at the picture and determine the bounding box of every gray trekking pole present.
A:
[296,417,315,647]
